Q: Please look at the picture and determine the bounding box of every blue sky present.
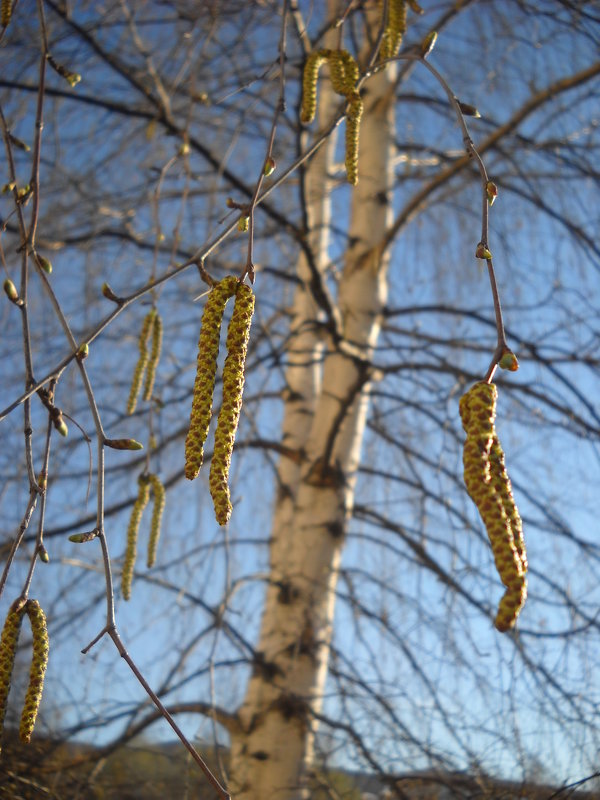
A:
[1,0,599,790]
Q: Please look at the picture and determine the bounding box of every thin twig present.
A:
[242,0,290,284]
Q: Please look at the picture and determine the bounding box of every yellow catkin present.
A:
[209,284,254,526]
[345,93,364,186]
[126,309,156,415]
[0,603,25,751]
[142,312,163,402]
[300,50,328,124]
[185,276,238,481]
[147,474,166,568]
[122,475,151,600]
[459,382,527,632]
[20,600,49,745]
[1,0,12,27]
[326,49,347,96]
[301,47,362,185]
[381,0,407,60]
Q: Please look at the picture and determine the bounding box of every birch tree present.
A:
[1,2,600,799]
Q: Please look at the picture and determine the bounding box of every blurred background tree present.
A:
[1,1,599,798]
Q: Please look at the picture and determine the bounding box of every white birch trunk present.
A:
[230,15,396,799]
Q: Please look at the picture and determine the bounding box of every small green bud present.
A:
[238,215,250,233]
[77,343,89,360]
[105,437,144,451]
[1,182,16,194]
[38,255,53,274]
[263,157,276,176]
[55,417,68,437]
[3,279,19,303]
[38,546,50,564]
[475,243,492,260]
[69,530,98,543]
[499,350,519,372]
[17,185,31,202]
[178,141,190,156]
[421,31,438,58]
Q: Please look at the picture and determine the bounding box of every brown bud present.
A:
[47,54,81,87]
[8,134,30,152]
[457,101,481,118]
[102,282,121,303]
[486,180,498,206]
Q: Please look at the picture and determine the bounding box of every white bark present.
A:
[230,13,396,799]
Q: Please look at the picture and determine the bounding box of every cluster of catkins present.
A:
[300,2,418,185]
[122,473,166,600]
[126,308,163,414]
[459,382,527,632]
[301,49,363,185]
[0,599,49,750]
[185,276,255,526]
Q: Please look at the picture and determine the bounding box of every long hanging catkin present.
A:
[0,599,49,750]
[209,284,255,526]
[300,50,328,124]
[459,382,527,632]
[380,0,407,60]
[345,93,364,186]
[20,600,49,745]
[185,276,239,480]
[300,48,363,185]
[127,309,156,414]
[0,602,25,751]
[147,474,166,568]
[122,474,151,600]
[142,312,163,402]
